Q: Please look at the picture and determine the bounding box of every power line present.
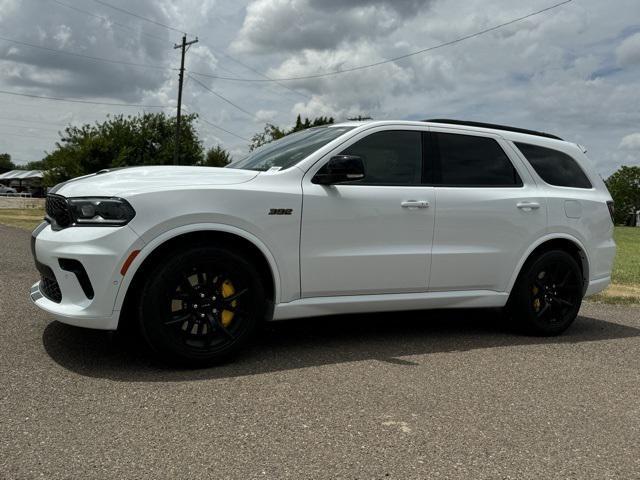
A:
[83,0,309,100]
[91,0,187,35]
[0,89,170,108]
[0,35,174,71]
[190,0,573,82]
[49,0,170,44]
[187,74,259,121]
[195,115,250,142]
[205,48,311,100]
[48,0,306,101]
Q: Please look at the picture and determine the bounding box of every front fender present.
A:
[111,223,283,318]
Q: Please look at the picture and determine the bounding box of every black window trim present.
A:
[430,131,525,188]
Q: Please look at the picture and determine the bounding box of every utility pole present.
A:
[174,34,198,165]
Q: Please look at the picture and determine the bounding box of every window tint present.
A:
[436,133,521,186]
[515,142,592,189]
[338,130,422,185]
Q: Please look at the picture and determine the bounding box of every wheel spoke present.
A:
[556,297,574,308]
[223,288,248,304]
[558,269,572,287]
[179,278,195,294]
[536,302,550,318]
[164,313,190,325]
[208,316,236,341]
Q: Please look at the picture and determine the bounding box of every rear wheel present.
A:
[509,250,583,336]
[138,246,266,367]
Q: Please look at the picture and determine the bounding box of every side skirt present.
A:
[272,290,509,321]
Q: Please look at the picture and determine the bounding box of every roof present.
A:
[0,170,44,180]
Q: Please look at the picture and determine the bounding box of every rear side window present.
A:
[339,130,422,185]
[435,133,521,186]
[515,142,592,189]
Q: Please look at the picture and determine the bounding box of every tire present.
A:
[508,250,583,336]
[138,245,266,367]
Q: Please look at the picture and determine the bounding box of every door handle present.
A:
[517,201,541,211]
[401,200,430,208]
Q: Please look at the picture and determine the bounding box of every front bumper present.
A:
[30,222,144,330]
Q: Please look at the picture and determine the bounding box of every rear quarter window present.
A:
[515,142,592,189]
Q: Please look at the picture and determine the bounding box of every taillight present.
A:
[606,201,615,224]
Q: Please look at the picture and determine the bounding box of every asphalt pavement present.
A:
[1,224,638,479]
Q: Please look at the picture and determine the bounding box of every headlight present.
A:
[67,197,136,226]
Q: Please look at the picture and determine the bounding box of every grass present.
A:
[591,226,640,305]
[0,208,638,303]
[610,227,640,285]
[0,208,45,231]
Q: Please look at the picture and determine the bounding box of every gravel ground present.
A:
[1,224,638,479]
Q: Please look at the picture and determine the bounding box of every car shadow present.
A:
[42,308,640,382]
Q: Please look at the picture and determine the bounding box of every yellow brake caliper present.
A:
[220,279,237,327]
[532,285,540,312]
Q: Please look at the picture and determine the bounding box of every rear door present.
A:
[428,127,547,292]
[300,127,435,297]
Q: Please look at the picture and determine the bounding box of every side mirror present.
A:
[312,155,365,185]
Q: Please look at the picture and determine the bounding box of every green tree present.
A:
[605,165,640,224]
[249,115,335,151]
[24,160,46,170]
[347,115,373,121]
[40,113,203,185]
[202,145,232,167]
[0,153,15,171]
[249,124,287,151]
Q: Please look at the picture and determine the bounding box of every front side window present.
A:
[337,130,423,185]
[435,133,521,186]
[515,142,592,189]
[228,126,354,171]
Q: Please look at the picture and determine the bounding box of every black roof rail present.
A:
[422,119,563,141]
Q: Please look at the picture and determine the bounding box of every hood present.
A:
[53,166,260,197]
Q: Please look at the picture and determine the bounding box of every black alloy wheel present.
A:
[509,250,583,335]
[138,246,266,366]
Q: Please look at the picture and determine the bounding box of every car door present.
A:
[300,127,436,297]
[428,127,547,292]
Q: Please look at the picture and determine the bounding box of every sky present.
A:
[0,0,639,176]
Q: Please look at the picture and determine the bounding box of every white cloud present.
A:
[619,133,640,151]
[231,0,434,54]
[53,25,72,49]
[255,109,278,122]
[616,32,640,66]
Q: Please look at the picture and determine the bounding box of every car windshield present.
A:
[227,126,354,172]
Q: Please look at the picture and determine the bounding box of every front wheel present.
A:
[138,246,266,367]
[508,250,583,336]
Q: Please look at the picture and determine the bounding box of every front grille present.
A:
[40,276,62,303]
[45,194,72,229]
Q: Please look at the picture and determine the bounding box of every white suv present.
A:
[30,119,616,365]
